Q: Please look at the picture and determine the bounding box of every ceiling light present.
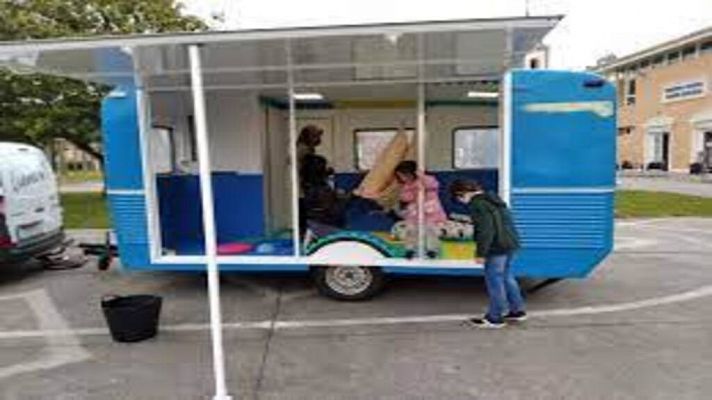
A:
[467,91,499,99]
[293,92,324,101]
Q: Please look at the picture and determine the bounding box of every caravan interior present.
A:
[139,28,536,260]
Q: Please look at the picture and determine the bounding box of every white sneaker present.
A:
[465,316,506,329]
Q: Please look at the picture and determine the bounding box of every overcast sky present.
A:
[182,0,712,70]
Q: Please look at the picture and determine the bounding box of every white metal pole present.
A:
[501,72,513,206]
[131,49,163,261]
[286,40,301,256]
[188,44,232,400]
[416,82,426,258]
[416,34,426,258]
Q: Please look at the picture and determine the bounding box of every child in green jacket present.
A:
[450,179,526,328]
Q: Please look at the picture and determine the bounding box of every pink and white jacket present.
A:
[399,174,448,225]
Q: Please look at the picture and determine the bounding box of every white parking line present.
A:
[0,290,91,380]
[1,284,712,341]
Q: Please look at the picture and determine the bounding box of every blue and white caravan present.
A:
[0,16,616,300]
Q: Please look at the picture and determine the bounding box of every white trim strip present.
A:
[154,254,484,269]
[106,189,145,196]
[512,187,615,194]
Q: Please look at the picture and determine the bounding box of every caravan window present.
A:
[453,127,499,169]
[354,129,414,171]
[149,126,174,174]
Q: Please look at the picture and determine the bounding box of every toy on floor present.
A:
[390,218,473,241]
[217,242,254,255]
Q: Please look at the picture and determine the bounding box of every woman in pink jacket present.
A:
[394,161,447,258]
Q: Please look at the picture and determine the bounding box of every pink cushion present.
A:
[217,242,253,255]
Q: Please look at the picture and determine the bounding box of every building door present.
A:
[661,132,670,171]
[647,130,670,170]
[704,131,712,171]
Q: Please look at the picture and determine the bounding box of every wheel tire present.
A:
[311,265,386,301]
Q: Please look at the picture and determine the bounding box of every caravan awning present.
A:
[0,16,561,89]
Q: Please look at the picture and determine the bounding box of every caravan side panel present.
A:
[102,86,151,267]
[509,70,616,278]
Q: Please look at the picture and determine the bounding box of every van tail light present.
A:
[0,196,12,249]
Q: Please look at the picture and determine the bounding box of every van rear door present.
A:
[3,146,62,244]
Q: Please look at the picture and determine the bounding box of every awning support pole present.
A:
[286,39,301,257]
[188,44,232,400]
[416,34,427,258]
[416,81,426,257]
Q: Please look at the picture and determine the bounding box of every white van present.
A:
[0,142,64,264]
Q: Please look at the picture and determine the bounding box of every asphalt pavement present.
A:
[1,218,711,399]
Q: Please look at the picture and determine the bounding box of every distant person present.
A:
[450,179,526,328]
[296,124,324,171]
[300,154,346,237]
[395,161,447,258]
[296,125,326,226]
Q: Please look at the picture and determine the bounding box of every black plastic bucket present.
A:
[101,295,162,343]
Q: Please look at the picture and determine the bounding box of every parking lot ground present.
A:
[1,218,712,399]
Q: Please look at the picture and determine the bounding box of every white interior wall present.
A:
[149,91,499,232]
[296,105,499,172]
[149,89,497,175]
[265,106,291,231]
[425,106,499,170]
[206,91,263,173]
[149,90,265,174]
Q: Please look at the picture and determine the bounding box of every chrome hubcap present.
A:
[324,266,373,295]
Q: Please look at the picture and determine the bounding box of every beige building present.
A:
[50,138,101,172]
[598,27,712,173]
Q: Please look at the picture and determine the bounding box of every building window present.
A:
[701,40,712,55]
[626,78,637,106]
[682,46,697,60]
[652,55,665,68]
[354,129,414,171]
[617,126,634,136]
[453,126,500,169]
[667,51,681,64]
[662,79,707,102]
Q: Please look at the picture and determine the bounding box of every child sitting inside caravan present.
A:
[394,161,447,258]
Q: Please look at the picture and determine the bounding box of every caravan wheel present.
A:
[312,265,385,301]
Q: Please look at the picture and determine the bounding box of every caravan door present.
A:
[504,70,616,278]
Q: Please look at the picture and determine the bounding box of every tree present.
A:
[0,0,208,166]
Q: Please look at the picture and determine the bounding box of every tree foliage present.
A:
[0,0,208,163]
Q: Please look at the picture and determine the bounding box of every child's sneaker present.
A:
[504,311,528,322]
[465,316,506,329]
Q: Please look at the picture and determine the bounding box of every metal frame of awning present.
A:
[0,16,561,54]
[0,16,561,400]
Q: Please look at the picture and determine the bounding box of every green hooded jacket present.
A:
[469,192,521,258]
